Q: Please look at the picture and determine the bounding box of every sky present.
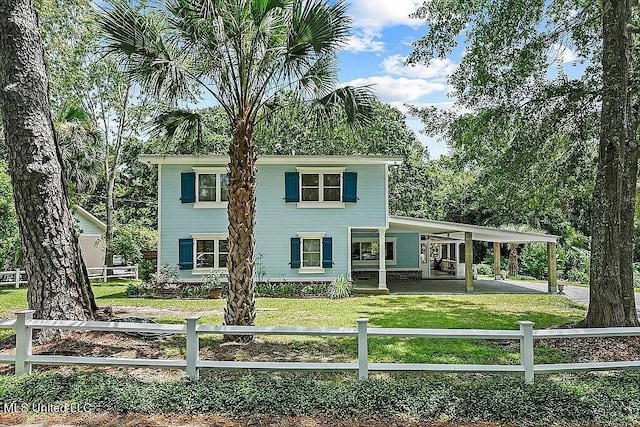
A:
[337,0,457,159]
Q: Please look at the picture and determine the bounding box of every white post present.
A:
[378,228,387,290]
[134,264,139,280]
[186,316,200,379]
[15,268,20,289]
[357,318,368,380]
[15,310,34,375]
[519,321,535,384]
[103,266,108,283]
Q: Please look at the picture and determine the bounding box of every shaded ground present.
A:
[0,413,519,427]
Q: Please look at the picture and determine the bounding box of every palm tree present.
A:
[98,0,374,337]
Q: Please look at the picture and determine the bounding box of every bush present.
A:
[2,371,640,425]
[138,259,156,281]
[254,281,329,298]
[476,263,493,276]
[520,243,548,280]
[124,282,153,298]
[328,275,353,299]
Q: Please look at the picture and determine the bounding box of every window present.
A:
[193,168,228,206]
[293,232,329,273]
[192,234,229,270]
[351,238,396,264]
[302,238,321,267]
[301,173,341,202]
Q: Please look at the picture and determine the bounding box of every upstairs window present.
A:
[301,173,341,202]
[192,168,228,206]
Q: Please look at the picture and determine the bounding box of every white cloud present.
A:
[345,0,424,52]
[344,76,446,103]
[551,43,578,64]
[345,30,385,53]
[381,55,457,79]
[350,0,423,31]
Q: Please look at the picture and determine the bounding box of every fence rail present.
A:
[0,269,27,288]
[0,266,138,288]
[1,311,640,383]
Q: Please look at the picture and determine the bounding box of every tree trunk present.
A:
[0,0,97,329]
[508,244,519,277]
[585,0,635,327]
[104,172,115,267]
[224,114,257,342]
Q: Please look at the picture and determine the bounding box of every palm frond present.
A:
[310,85,376,127]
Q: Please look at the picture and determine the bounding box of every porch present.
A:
[350,216,560,294]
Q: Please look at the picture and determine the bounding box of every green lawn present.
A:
[0,280,586,365]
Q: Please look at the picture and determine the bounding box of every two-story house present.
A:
[139,155,559,293]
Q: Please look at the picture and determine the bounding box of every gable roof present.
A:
[389,216,559,243]
[138,154,403,166]
[74,206,106,233]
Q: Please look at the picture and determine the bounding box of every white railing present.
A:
[1,311,640,383]
[0,269,27,288]
[0,265,138,288]
[86,265,139,282]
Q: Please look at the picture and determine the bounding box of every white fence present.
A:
[0,266,138,288]
[1,311,640,383]
[0,269,27,288]
[86,265,138,282]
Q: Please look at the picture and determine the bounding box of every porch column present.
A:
[547,242,558,293]
[378,228,387,290]
[493,241,501,280]
[465,232,473,293]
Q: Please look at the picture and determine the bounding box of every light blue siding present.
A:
[160,162,388,280]
[74,212,104,235]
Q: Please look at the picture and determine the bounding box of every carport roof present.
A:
[389,216,559,243]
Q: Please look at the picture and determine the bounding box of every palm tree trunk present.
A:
[0,0,97,335]
[508,244,519,277]
[224,114,257,341]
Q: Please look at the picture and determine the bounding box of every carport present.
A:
[383,216,560,293]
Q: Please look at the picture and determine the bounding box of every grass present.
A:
[0,279,586,365]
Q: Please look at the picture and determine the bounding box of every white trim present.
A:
[296,167,346,173]
[74,206,107,232]
[193,168,228,207]
[297,232,326,238]
[296,202,345,209]
[139,155,403,166]
[296,233,326,273]
[191,234,229,272]
[384,163,389,229]
[347,226,352,281]
[389,216,559,243]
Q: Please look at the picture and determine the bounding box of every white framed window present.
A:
[297,167,345,208]
[297,232,326,273]
[193,167,228,207]
[192,233,229,272]
[351,237,396,265]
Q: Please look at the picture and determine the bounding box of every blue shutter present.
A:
[322,237,333,268]
[342,172,357,202]
[181,172,196,203]
[178,238,194,270]
[290,237,301,268]
[284,172,299,202]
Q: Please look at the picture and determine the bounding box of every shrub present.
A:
[124,282,153,298]
[328,275,353,299]
[138,259,155,281]
[181,284,208,299]
[254,281,329,298]
[519,243,548,280]
[476,263,493,276]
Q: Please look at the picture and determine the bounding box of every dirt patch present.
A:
[543,335,640,363]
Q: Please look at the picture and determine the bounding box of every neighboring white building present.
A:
[73,206,106,269]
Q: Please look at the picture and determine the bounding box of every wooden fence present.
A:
[0,266,138,288]
[2,312,640,382]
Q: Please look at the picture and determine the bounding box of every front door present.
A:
[419,240,430,279]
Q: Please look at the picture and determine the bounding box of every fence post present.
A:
[134,264,139,280]
[102,266,108,283]
[185,316,200,380]
[357,318,369,380]
[15,310,34,375]
[15,269,20,289]
[519,321,535,384]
